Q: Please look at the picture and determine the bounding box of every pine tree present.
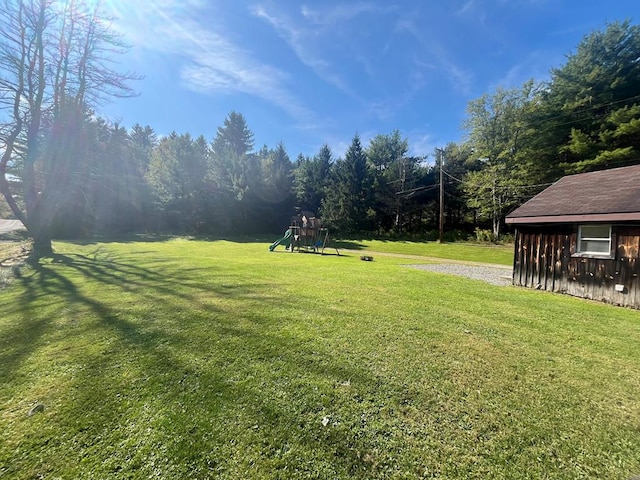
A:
[322,134,371,233]
[294,144,332,214]
[543,21,640,172]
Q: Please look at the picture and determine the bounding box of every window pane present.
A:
[580,239,610,253]
[580,225,610,239]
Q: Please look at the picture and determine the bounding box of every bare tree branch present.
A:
[0,0,139,256]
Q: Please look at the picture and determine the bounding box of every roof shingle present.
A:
[506,163,640,224]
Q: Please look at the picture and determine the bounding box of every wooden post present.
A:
[437,148,444,243]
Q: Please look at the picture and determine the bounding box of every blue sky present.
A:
[101,0,639,161]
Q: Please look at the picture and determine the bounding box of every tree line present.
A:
[1,0,639,257]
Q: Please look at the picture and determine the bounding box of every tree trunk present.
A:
[27,199,54,258]
[31,229,53,258]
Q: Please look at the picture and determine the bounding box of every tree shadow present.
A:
[59,233,181,245]
[2,247,399,478]
[61,233,279,246]
[331,240,367,250]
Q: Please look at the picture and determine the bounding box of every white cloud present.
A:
[491,50,556,89]
[329,139,350,160]
[300,3,396,26]
[109,1,315,123]
[453,0,489,26]
[406,130,439,159]
[324,128,438,161]
[250,3,401,97]
[366,67,428,122]
[249,4,353,94]
[324,130,376,160]
[455,0,476,16]
[396,18,474,96]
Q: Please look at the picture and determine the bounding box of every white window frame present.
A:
[577,224,612,256]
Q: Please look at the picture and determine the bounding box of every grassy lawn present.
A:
[1,238,639,479]
[334,238,514,265]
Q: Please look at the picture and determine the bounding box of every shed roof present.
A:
[506,163,640,224]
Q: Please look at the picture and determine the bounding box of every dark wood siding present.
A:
[614,227,640,308]
[513,225,640,309]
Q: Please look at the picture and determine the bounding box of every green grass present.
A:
[1,238,640,479]
[334,238,514,265]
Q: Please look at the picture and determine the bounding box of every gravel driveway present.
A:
[404,263,513,286]
[342,249,513,286]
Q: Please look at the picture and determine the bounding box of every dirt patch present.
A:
[0,240,32,289]
[0,240,31,265]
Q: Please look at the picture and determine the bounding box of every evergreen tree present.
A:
[439,142,475,230]
[129,124,158,230]
[209,111,259,233]
[542,21,640,172]
[260,142,293,203]
[130,124,158,155]
[146,133,208,232]
[367,130,427,233]
[91,123,141,234]
[256,142,294,231]
[294,144,332,214]
[322,134,371,233]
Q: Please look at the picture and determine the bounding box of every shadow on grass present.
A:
[61,233,284,246]
[59,233,184,246]
[331,240,367,250]
[2,248,394,478]
[61,234,361,249]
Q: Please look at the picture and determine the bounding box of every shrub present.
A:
[474,227,495,243]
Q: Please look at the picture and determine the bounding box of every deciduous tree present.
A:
[0,0,137,256]
[462,82,537,239]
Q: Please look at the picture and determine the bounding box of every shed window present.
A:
[577,225,611,255]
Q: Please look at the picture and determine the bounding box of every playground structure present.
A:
[269,211,339,255]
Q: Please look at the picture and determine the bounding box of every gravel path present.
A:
[341,249,513,286]
[404,263,513,286]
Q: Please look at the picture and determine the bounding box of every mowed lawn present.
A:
[334,238,514,265]
[1,238,639,479]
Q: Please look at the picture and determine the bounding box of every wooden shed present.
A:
[505,164,640,309]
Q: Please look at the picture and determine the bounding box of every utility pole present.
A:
[436,148,444,243]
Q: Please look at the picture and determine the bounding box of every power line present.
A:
[523,93,640,129]
[444,191,464,200]
[437,148,444,244]
[511,182,555,189]
[442,169,463,183]
[442,169,555,190]
[463,93,640,147]
[394,184,438,195]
